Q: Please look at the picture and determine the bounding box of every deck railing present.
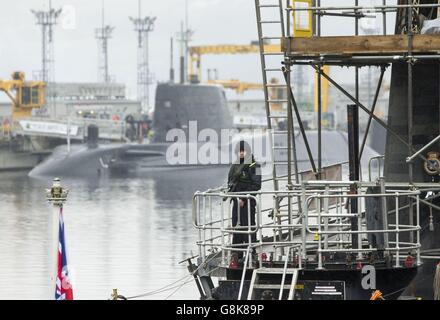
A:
[193,180,422,270]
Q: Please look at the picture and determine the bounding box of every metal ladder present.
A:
[255,0,293,192]
[247,267,299,300]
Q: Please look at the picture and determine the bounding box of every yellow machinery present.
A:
[314,65,330,113]
[189,44,282,109]
[206,79,285,111]
[188,44,280,82]
[292,0,313,37]
[206,79,263,94]
[291,0,330,114]
[0,71,46,121]
[189,39,328,114]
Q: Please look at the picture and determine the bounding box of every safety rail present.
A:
[304,191,421,269]
[368,155,385,182]
[193,180,422,271]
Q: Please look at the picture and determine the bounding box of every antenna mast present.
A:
[31,0,61,83]
[129,0,156,112]
[95,1,114,83]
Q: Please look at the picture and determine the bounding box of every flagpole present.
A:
[50,204,60,300]
[46,178,68,300]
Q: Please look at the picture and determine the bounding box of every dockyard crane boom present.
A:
[0,72,46,120]
[189,43,329,114]
[188,44,280,82]
[206,79,263,94]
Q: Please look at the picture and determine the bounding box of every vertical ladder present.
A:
[247,267,299,300]
[255,0,292,192]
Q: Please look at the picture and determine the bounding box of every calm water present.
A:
[0,167,227,300]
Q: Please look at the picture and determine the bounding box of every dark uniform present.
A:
[228,143,261,258]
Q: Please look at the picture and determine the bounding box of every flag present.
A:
[55,207,74,300]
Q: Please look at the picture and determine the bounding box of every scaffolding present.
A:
[255,0,440,186]
[185,2,440,300]
[254,0,440,272]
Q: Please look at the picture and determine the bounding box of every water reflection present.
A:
[0,167,227,300]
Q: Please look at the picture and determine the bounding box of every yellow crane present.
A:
[314,65,330,114]
[188,44,280,82]
[188,44,281,107]
[206,79,263,94]
[189,41,329,114]
[0,71,46,120]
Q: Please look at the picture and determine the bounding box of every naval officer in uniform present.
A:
[228,140,261,260]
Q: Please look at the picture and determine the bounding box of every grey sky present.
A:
[0,0,397,103]
[1,0,262,101]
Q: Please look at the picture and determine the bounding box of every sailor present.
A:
[228,140,261,260]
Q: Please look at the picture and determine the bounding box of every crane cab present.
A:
[0,71,46,120]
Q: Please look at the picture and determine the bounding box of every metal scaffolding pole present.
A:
[347,104,360,250]
[311,65,427,163]
[287,3,440,12]
[408,0,414,183]
[355,0,360,167]
[360,66,386,160]
[282,67,318,176]
[317,0,322,179]
[407,0,415,245]
[285,0,300,187]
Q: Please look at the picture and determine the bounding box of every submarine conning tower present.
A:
[152,83,233,143]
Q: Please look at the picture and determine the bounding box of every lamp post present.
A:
[45,177,69,299]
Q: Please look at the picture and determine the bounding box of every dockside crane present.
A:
[188,44,280,82]
[0,72,46,121]
[189,43,329,113]
[206,79,263,94]
[189,44,286,109]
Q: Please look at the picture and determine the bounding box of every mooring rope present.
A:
[124,274,194,300]
[121,251,222,300]
[381,287,407,299]
[164,266,222,300]
[126,278,195,299]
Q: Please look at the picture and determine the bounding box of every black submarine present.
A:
[28,82,233,178]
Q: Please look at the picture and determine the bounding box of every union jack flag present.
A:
[55,207,74,300]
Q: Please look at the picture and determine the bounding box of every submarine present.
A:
[29,82,381,179]
[28,82,234,178]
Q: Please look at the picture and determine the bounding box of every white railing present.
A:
[193,180,422,271]
[368,155,385,181]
